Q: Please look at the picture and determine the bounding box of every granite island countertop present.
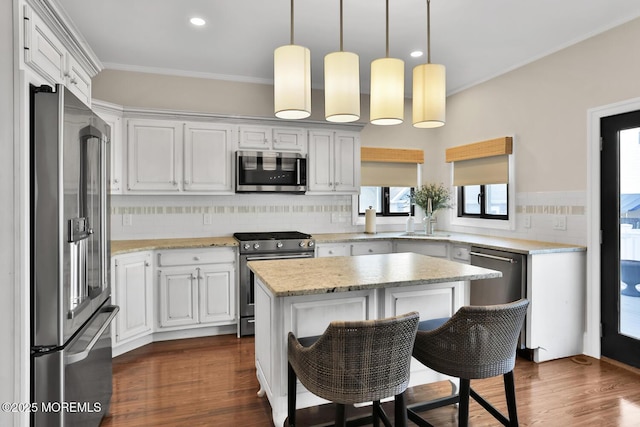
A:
[248,252,502,297]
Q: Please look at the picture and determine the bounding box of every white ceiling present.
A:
[58,0,640,96]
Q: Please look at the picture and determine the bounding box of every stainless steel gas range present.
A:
[234,231,315,336]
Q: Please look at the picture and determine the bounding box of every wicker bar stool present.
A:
[408,299,529,427]
[287,311,420,427]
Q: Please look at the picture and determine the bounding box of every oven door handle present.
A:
[246,254,314,262]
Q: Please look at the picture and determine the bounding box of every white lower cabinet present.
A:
[316,241,393,257]
[157,247,236,330]
[315,243,350,257]
[112,252,153,345]
[450,244,471,263]
[395,241,449,258]
[350,241,393,255]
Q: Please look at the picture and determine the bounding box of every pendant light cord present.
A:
[290,0,294,45]
[339,0,344,51]
[385,0,389,58]
[426,0,431,64]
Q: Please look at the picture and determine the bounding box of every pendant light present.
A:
[412,0,446,128]
[274,0,311,119]
[370,0,404,125]
[325,0,360,123]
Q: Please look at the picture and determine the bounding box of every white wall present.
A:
[2,0,18,425]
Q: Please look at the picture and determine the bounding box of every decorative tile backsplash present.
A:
[110,190,587,246]
[110,194,354,240]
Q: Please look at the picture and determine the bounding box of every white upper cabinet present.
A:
[127,119,183,192]
[126,119,236,194]
[21,4,95,106]
[65,54,91,105]
[93,102,124,194]
[307,130,360,194]
[22,6,66,85]
[184,123,235,192]
[239,125,306,153]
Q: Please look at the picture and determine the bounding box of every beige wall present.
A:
[437,16,640,192]
[93,15,640,193]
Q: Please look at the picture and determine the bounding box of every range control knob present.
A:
[276,242,284,248]
[299,241,306,247]
[253,243,260,250]
[308,241,315,247]
[243,243,251,250]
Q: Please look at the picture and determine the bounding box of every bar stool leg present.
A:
[287,363,296,427]
[395,391,408,427]
[372,401,381,427]
[335,403,346,427]
[458,379,471,427]
[504,371,519,426]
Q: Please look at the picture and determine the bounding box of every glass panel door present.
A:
[619,127,640,340]
[601,110,640,368]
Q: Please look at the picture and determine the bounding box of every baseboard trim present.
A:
[601,356,640,375]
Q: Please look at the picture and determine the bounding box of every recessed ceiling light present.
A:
[190,17,206,26]
[410,51,424,58]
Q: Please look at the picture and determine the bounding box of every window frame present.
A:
[457,184,509,220]
[358,187,415,217]
[449,148,516,231]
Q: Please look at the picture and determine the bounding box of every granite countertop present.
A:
[313,231,586,255]
[248,252,502,297]
[111,236,237,255]
[110,231,585,256]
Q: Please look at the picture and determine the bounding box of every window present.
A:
[458,183,508,220]
[359,187,414,216]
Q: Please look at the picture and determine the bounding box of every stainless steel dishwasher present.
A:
[470,246,528,348]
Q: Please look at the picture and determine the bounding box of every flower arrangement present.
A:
[411,183,453,213]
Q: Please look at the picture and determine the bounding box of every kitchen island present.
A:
[248,252,501,427]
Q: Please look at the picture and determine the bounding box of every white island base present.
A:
[249,252,501,427]
[255,279,466,426]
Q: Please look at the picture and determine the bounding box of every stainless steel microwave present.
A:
[235,151,307,193]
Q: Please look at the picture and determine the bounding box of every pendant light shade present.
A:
[370,0,404,125]
[274,0,311,119]
[370,58,404,125]
[325,0,360,123]
[274,45,311,119]
[325,51,360,122]
[412,0,446,128]
[412,63,445,128]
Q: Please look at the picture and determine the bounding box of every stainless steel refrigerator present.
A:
[30,84,119,427]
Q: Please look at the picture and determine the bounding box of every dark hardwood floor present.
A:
[100,334,640,427]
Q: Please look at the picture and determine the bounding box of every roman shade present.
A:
[361,147,423,187]
[446,137,513,186]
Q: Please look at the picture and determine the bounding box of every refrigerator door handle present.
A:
[65,305,119,365]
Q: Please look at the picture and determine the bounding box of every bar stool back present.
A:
[409,299,529,427]
[287,311,420,427]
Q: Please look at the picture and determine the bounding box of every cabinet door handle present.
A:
[145,261,150,267]
[194,256,200,261]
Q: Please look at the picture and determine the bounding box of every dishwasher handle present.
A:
[470,251,519,264]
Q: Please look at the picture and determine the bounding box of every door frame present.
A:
[586,96,640,359]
